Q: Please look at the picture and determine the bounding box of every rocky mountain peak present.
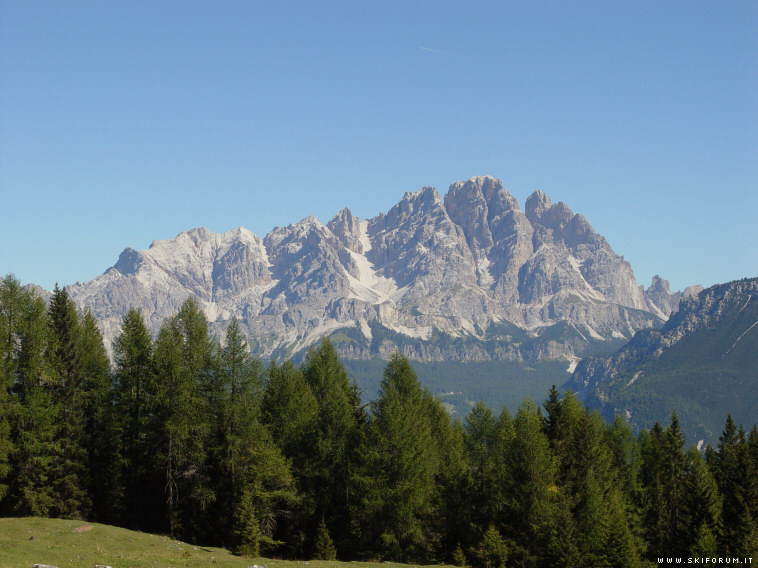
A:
[391,186,443,221]
[66,174,685,363]
[182,227,214,246]
[113,247,143,275]
[524,189,552,221]
[444,177,496,254]
[328,207,363,253]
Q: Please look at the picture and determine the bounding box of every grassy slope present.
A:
[0,517,449,568]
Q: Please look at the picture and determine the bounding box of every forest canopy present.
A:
[1,274,757,565]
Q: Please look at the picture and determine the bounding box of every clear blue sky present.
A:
[1,1,756,293]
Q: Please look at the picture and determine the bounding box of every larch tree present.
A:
[260,359,318,557]
[150,298,215,540]
[301,338,364,556]
[213,317,296,554]
[357,353,442,563]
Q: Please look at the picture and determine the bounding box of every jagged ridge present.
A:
[67,176,681,362]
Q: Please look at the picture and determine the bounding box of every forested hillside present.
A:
[567,277,758,443]
[1,274,757,566]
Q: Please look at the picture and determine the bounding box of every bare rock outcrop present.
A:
[67,175,684,361]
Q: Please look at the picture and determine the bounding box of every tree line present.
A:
[0,274,757,566]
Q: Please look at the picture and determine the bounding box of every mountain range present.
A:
[66,176,688,363]
[566,277,758,443]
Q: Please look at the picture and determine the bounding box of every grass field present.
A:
[0,517,451,568]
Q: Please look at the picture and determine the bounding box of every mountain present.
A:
[67,175,680,363]
[564,277,758,444]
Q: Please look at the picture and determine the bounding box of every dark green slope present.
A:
[284,317,639,416]
[566,277,758,444]
[341,357,570,417]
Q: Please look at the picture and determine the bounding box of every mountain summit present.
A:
[69,176,681,361]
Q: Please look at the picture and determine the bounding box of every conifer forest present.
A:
[1,274,757,566]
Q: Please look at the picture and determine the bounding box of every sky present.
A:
[1,0,756,293]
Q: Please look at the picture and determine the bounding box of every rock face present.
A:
[68,176,683,361]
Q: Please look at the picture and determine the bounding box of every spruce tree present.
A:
[0,275,25,505]
[113,308,156,530]
[78,311,118,523]
[463,402,499,548]
[313,516,337,560]
[684,447,721,556]
[46,284,89,517]
[476,525,508,568]
[501,399,556,567]
[233,487,263,557]
[713,418,758,556]
[9,385,61,516]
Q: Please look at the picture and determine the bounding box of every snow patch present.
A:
[344,220,402,305]
[567,255,605,301]
[202,301,221,323]
[358,220,372,253]
[291,319,353,354]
